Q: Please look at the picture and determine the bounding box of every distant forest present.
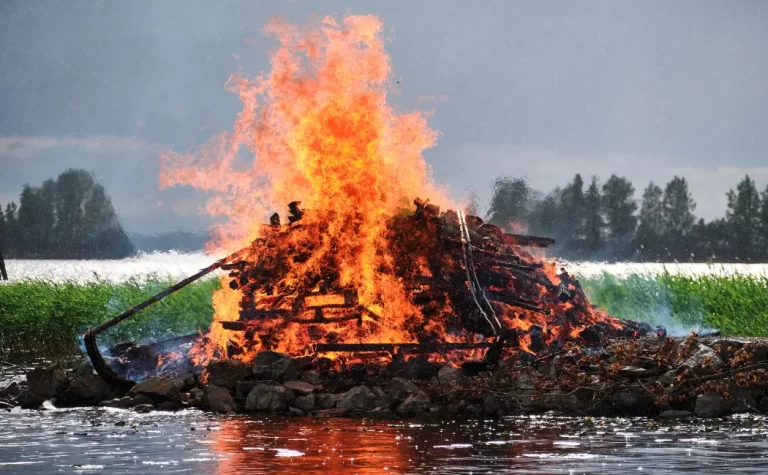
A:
[0,169,134,259]
[3,168,767,262]
[477,174,768,262]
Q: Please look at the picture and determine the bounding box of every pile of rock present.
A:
[3,336,768,419]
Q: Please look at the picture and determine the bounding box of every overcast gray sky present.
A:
[1,0,766,233]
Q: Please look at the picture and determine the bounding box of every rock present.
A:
[659,370,679,388]
[171,372,197,392]
[294,394,316,412]
[301,370,322,386]
[245,383,295,412]
[157,400,182,411]
[610,388,655,416]
[385,377,419,402]
[128,394,156,407]
[133,404,154,413]
[315,393,339,409]
[235,380,261,400]
[536,392,585,414]
[202,385,237,414]
[732,388,761,413]
[659,410,694,420]
[681,344,723,371]
[283,380,317,396]
[26,365,69,398]
[130,377,181,402]
[17,388,47,409]
[74,360,95,377]
[618,366,648,378]
[437,366,463,386]
[207,359,252,390]
[288,407,305,417]
[188,388,204,407]
[56,374,114,407]
[695,392,733,418]
[0,383,22,400]
[252,351,298,382]
[396,390,431,414]
[337,386,377,412]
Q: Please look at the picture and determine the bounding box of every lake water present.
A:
[1,407,768,474]
[4,252,768,284]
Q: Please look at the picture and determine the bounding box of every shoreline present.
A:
[4,335,768,420]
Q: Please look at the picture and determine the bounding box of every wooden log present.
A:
[502,233,556,248]
[488,294,549,314]
[314,341,512,353]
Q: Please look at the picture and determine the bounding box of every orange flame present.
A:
[160,15,451,362]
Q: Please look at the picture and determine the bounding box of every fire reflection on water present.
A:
[211,417,414,474]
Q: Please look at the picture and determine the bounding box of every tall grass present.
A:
[0,278,219,361]
[580,271,768,336]
[2,271,768,362]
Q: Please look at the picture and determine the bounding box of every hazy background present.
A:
[2,0,766,236]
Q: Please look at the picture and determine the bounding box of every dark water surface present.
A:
[1,407,768,474]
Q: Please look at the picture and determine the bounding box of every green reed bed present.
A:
[0,278,219,361]
[2,271,768,362]
[580,271,768,336]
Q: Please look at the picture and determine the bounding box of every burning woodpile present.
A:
[201,198,652,364]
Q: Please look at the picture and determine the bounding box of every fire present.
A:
[158,15,645,367]
[160,15,449,363]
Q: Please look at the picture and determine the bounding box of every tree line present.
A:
[0,169,134,259]
[480,174,768,262]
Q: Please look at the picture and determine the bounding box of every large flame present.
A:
[161,15,450,362]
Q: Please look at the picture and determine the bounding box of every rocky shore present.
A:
[3,334,768,420]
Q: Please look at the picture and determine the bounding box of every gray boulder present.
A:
[315,393,340,409]
[681,344,723,371]
[203,385,238,414]
[207,359,252,390]
[17,388,47,409]
[396,390,431,414]
[385,377,419,401]
[26,365,69,398]
[56,374,114,407]
[283,380,317,396]
[245,383,295,412]
[610,388,655,416]
[235,380,260,400]
[338,386,377,412]
[295,394,316,412]
[301,370,322,386]
[695,392,733,418]
[252,351,298,382]
[130,377,181,402]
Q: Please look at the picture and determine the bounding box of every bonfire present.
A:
[4,15,764,420]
